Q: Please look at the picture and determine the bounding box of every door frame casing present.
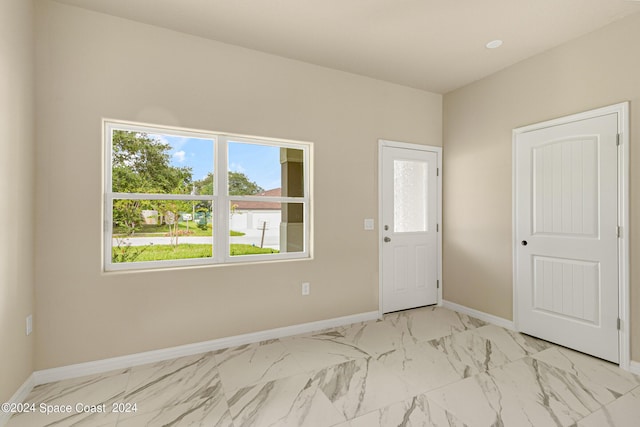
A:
[512,102,630,370]
[378,139,443,317]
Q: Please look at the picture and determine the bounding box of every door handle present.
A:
[384,237,391,243]
[521,240,528,246]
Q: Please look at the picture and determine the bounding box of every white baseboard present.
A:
[33,310,379,386]
[0,374,35,427]
[629,361,640,376]
[441,300,515,331]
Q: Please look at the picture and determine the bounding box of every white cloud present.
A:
[229,162,246,173]
[150,134,189,150]
[173,150,186,162]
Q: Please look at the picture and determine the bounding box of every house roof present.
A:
[232,188,281,211]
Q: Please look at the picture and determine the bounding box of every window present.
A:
[104,121,311,271]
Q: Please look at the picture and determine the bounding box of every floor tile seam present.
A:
[369,356,427,397]
[277,333,371,363]
[283,339,371,356]
[298,354,373,375]
[371,339,429,359]
[224,371,330,426]
[221,369,318,412]
[271,340,308,378]
[309,358,418,422]
[425,382,552,427]
[479,356,621,416]
[426,326,481,343]
[529,348,640,393]
[406,363,482,398]
[420,334,495,374]
[570,404,607,427]
[435,327,555,370]
[583,382,640,414]
[335,391,413,424]
[215,341,309,394]
[343,406,380,424]
[286,334,381,360]
[124,366,227,420]
[467,333,549,367]
[419,392,472,427]
[422,385,486,427]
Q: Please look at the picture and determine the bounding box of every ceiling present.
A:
[52,0,640,94]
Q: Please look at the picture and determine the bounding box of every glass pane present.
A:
[394,160,428,232]
[111,130,214,195]
[229,202,304,256]
[112,199,213,263]
[228,141,304,197]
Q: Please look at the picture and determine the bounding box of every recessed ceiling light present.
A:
[486,40,503,49]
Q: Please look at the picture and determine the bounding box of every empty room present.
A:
[2,0,640,426]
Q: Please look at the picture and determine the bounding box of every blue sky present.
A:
[156,134,282,191]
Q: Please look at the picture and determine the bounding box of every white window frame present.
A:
[103,119,312,272]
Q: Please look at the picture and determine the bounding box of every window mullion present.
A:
[104,194,113,271]
[216,137,229,263]
[109,193,214,201]
[227,196,308,203]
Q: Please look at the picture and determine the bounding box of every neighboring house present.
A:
[230,188,282,233]
[229,188,282,250]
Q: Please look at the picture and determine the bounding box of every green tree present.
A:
[193,171,264,196]
[112,131,192,194]
[229,171,264,195]
[156,200,193,247]
[111,131,194,253]
[193,172,214,195]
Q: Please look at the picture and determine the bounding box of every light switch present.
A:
[364,218,375,230]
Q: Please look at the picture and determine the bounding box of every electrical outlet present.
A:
[26,315,33,336]
[302,282,310,295]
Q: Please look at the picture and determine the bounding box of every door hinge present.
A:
[617,226,621,238]
[617,318,621,330]
[437,168,440,177]
[616,133,621,146]
[436,224,439,232]
[437,279,440,289]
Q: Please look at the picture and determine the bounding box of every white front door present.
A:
[515,112,619,363]
[381,143,439,313]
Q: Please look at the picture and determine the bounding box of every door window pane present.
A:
[394,160,428,232]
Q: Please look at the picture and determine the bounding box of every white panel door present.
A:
[381,146,438,313]
[515,113,619,362]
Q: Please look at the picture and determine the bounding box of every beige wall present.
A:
[0,0,36,402]
[34,1,442,370]
[443,12,640,360]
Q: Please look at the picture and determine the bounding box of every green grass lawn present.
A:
[113,222,245,237]
[113,243,278,263]
[229,245,279,256]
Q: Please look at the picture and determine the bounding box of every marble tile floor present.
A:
[6,306,640,427]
